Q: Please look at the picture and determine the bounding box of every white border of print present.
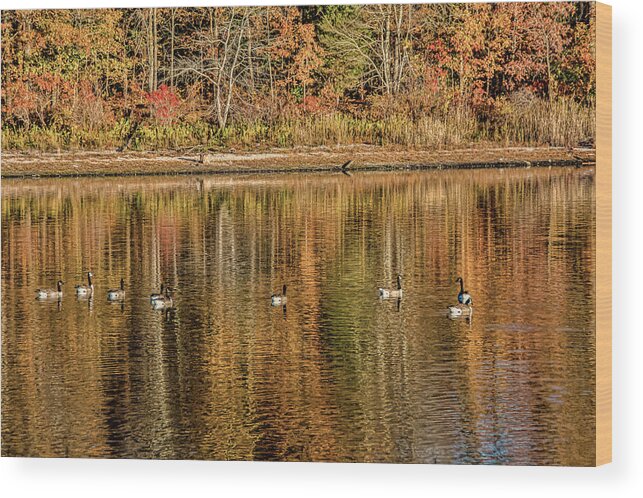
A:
[0,1,641,497]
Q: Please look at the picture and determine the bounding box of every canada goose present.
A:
[150,283,166,302]
[107,278,125,301]
[455,277,472,305]
[75,272,94,296]
[151,287,173,309]
[36,280,64,300]
[448,277,473,317]
[271,285,287,306]
[379,275,403,299]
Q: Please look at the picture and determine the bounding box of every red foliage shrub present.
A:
[146,84,181,124]
[300,95,323,114]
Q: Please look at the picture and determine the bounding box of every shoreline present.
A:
[1,146,595,179]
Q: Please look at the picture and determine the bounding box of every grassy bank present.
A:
[1,146,595,179]
[2,98,594,153]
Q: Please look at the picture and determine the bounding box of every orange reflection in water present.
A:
[1,168,595,464]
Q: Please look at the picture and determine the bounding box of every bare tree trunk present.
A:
[381,6,391,94]
[545,35,553,103]
[170,8,175,87]
[460,58,464,98]
[147,11,153,92]
[220,11,249,128]
[153,8,158,90]
[248,24,255,89]
[266,11,275,101]
[174,8,251,129]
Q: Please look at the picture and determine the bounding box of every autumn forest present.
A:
[1,2,596,152]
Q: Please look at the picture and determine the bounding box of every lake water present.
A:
[1,168,595,465]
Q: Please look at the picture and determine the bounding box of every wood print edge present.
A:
[595,1,612,466]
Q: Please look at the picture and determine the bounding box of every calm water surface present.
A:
[1,168,595,465]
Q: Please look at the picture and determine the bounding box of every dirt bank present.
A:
[1,145,595,178]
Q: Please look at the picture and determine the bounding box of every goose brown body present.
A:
[75,272,94,296]
[36,280,64,299]
[151,287,174,309]
[107,278,125,301]
[379,275,403,299]
[271,285,287,306]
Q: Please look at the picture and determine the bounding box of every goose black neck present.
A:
[282,285,287,296]
[459,278,465,294]
[397,275,402,290]
[88,273,93,286]
[120,278,124,290]
[57,281,63,292]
